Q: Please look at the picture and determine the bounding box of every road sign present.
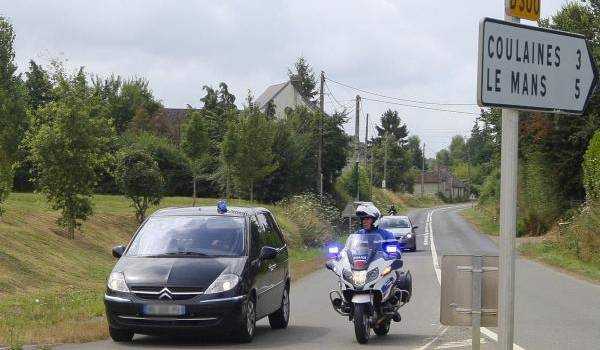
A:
[507,0,541,21]
[440,255,499,327]
[477,17,598,115]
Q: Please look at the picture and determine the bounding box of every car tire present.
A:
[234,295,256,343]
[109,327,134,342]
[268,287,290,329]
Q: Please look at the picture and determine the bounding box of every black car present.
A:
[104,202,290,343]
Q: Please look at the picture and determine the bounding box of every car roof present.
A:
[381,215,410,220]
[151,206,270,217]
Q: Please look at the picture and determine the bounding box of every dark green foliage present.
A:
[288,56,317,100]
[583,130,600,201]
[0,17,29,215]
[335,165,371,203]
[128,132,191,196]
[375,109,409,143]
[116,149,164,223]
[407,135,425,170]
[25,60,54,111]
[181,110,211,204]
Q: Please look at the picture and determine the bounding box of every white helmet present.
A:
[355,203,381,228]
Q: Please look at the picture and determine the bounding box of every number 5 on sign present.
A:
[507,0,541,21]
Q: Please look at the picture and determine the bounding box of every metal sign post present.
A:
[476,1,598,348]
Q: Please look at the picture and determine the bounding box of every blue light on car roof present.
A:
[217,200,228,213]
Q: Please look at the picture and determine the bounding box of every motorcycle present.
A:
[325,233,412,344]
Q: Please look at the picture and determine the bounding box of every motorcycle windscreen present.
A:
[344,233,385,270]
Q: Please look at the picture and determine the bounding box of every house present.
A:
[415,166,468,200]
[255,79,318,119]
[158,108,201,141]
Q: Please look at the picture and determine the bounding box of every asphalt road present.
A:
[56,204,600,350]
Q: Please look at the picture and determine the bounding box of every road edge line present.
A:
[428,205,526,350]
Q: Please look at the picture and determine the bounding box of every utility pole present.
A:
[498,2,519,349]
[364,113,369,167]
[466,138,472,199]
[382,132,388,190]
[421,143,425,197]
[355,95,360,201]
[318,71,324,198]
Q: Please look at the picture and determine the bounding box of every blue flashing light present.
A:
[328,246,340,255]
[385,244,398,254]
[217,200,228,213]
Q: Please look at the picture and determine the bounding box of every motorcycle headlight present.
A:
[381,266,392,277]
[205,274,240,294]
[107,272,129,293]
[353,270,367,286]
[366,267,379,284]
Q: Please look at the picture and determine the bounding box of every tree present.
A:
[406,135,425,170]
[25,60,54,111]
[220,120,240,199]
[230,105,277,201]
[0,16,28,216]
[26,67,113,238]
[375,109,409,144]
[181,110,210,205]
[436,149,452,167]
[288,56,317,100]
[116,149,164,223]
[449,135,466,163]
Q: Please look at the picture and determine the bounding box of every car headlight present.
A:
[406,233,412,238]
[353,270,367,286]
[205,274,240,294]
[107,272,129,293]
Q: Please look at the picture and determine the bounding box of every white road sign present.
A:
[477,17,598,114]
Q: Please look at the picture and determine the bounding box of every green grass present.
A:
[519,241,600,283]
[0,192,326,347]
[461,206,499,236]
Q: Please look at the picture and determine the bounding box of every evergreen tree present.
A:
[288,56,317,100]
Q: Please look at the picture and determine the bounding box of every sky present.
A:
[3,0,569,157]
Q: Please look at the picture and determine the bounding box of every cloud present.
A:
[4,0,568,156]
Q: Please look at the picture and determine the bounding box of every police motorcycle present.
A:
[326,233,412,344]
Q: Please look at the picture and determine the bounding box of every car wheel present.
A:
[109,327,134,342]
[234,295,256,343]
[268,286,290,329]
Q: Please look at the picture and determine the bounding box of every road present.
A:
[56,204,600,350]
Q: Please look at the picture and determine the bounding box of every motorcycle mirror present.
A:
[391,259,403,270]
[325,260,335,271]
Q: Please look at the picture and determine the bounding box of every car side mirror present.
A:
[413,225,419,229]
[325,260,335,271]
[112,245,126,259]
[391,259,403,270]
[260,246,278,261]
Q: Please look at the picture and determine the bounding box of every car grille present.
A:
[130,286,204,300]
[116,315,220,328]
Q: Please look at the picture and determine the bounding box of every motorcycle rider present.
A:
[355,203,398,253]
[388,205,398,216]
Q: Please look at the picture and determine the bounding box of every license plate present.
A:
[142,304,186,316]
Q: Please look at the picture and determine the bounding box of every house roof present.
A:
[255,80,318,112]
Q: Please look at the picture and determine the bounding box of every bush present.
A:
[562,204,600,266]
[277,193,342,247]
[478,168,500,205]
[583,130,600,202]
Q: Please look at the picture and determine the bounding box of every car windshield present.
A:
[379,217,411,229]
[126,216,245,257]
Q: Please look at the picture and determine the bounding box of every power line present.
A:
[325,76,478,107]
[361,96,479,116]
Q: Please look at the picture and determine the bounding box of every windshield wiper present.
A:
[160,251,210,257]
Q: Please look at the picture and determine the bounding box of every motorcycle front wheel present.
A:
[353,303,370,344]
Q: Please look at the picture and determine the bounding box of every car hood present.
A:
[386,228,412,237]
[114,256,247,289]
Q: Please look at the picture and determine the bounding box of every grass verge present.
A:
[0,193,327,347]
[461,206,499,236]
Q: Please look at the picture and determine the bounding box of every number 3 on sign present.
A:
[508,0,541,21]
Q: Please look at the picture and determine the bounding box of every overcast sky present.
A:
[4,0,569,157]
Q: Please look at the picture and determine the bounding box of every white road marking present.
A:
[415,326,449,350]
[435,338,489,349]
[427,205,526,350]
